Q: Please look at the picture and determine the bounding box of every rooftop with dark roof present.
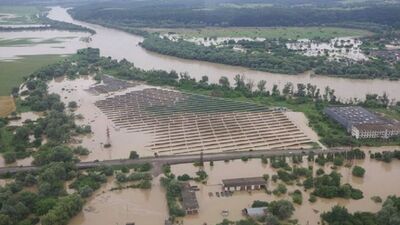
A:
[181,184,199,210]
[222,177,266,187]
[354,123,400,131]
[325,106,383,125]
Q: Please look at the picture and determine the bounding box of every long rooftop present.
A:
[222,177,266,186]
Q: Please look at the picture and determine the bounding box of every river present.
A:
[46,7,400,102]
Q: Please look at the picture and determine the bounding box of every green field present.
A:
[149,27,372,40]
[0,6,42,25]
[0,55,64,96]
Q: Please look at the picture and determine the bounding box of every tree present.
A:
[321,205,352,224]
[282,82,293,96]
[377,196,400,225]
[41,194,83,225]
[268,200,295,220]
[352,166,366,177]
[265,215,280,225]
[257,80,267,93]
[79,185,94,198]
[219,76,230,89]
[129,151,139,159]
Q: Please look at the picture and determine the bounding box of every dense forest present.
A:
[140,35,321,74]
[70,0,400,28]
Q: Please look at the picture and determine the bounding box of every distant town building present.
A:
[325,106,400,139]
[243,207,269,218]
[181,183,199,215]
[222,177,266,191]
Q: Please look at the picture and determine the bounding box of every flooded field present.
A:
[0,30,89,60]
[286,37,367,61]
[68,177,168,225]
[95,88,313,155]
[47,75,315,160]
[47,76,156,161]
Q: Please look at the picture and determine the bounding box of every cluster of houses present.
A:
[324,106,400,139]
[177,177,269,219]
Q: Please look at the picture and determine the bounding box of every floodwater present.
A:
[48,76,156,161]
[170,157,400,225]
[68,176,168,225]
[45,7,400,101]
[65,154,400,225]
[7,111,42,126]
[0,30,89,60]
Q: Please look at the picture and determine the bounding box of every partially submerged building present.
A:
[181,183,199,215]
[243,207,269,218]
[222,177,266,191]
[325,106,400,139]
[352,123,400,139]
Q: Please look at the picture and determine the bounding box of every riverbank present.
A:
[44,7,400,101]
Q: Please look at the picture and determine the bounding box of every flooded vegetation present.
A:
[1,1,400,225]
[286,37,367,61]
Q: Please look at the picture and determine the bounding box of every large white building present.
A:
[351,123,400,139]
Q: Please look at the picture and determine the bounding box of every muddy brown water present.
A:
[45,7,400,101]
[170,156,400,225]
[47,76,156,161]
[63,153,400,225]
[68,177,168,225]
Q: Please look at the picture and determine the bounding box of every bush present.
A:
[3,152,17,164]
[309,195,317,203]
[352,166,366,177]
[291,190,303,205]
[371,196,382,203]
[177,174,192,181]
[68,101,78,109]
[273,183,287,196]
[316,168,325,176]
[129,151,139,159]
[79,185,94,198]
[251,200,269,208]
[73,146,90,156]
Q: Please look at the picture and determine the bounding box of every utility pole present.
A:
[104,126,111,148]
[199,150,204,168]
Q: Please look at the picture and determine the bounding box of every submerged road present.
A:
[0,148,351,175]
